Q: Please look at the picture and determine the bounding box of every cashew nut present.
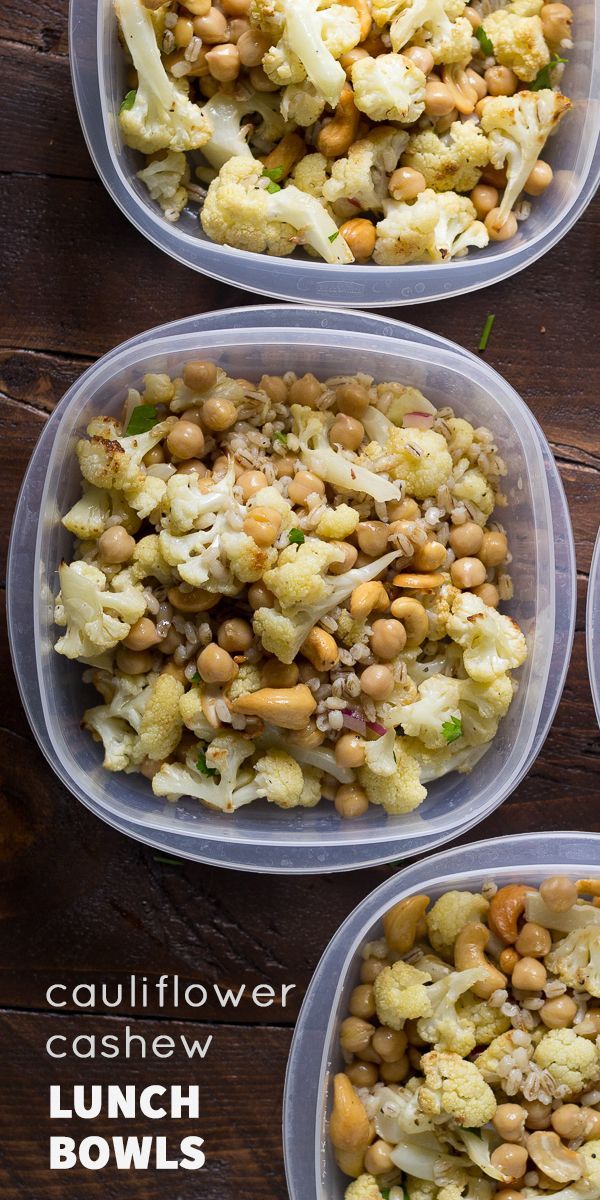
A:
[390,597,428,647]
[526,1132,584,1183]
[329,1073,372,1177]
[302,626,340,672]
[167,585,220,612]
[228,684,316,730]
[339,0,372,39]
[441,62,479,114]
[489,884,536,944]
[392,572,446,590]
[577,878,600,897]
[262,132,306,180]
[316,84,360,158]
[454,922,507,998]
[383,894,430,954]
[350,580,389,620]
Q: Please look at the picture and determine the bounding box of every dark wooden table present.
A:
[1,2,599,1193]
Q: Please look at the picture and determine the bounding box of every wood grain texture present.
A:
[0,3,599,1195]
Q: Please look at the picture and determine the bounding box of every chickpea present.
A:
[289,373,322,407]
[360,664,395,700]
[330,414,365,451]
[511,956,547,991]
[335,381,371,418]
[403,45,435,73]
[237,470,268,501]
[262,660,299,688]
[541,1,572,42]
[335,734,366,769]
[220,0,249,14]
[193,6,229,41]
[480,530,508,566]
[248,581,274,610]
[249,64,279,90]
[413,540,446,571]
[380,1056,410,1083]
[470,184,499,219]
[144,444,165,466]
[451,556,487,588]
[98,525,136,564]
[449,521,484,557]
[364,1140,394,1176]
[274,455,296,479]
[140,756,163,780]
[167,419,205,460]
[198,74,220,97]
[499,947,521,974]
[177,458,209,476]
[329,541,359,575]
[228,16,250,39]
[288,470,326,505]
[184,0,211,13]
[524,1100,553,1131]
[116,646,155,675]
[340,46,369,73]
[515,922,552,958]
[206,43,240,80]
[360,957,386,984]
[524,160,553,196]
[174,15,194,45]
[288,720,324,748]
[389,166,427,201]
[236,27,272,64]
[389,498,420,521]
[495,1192,525,1200]
[349,984,376,1019]
[217,617,253,653]
[491,1144,529,1181]
[539,875,578,912]
[243,506,282,547]
[335,784,369,818]
[201,395,238,431]
[183,359,218,392]
[346,1060,379,1088]
[161,660,187,683]
[485,209,519,241]
[260,374,288,404]
[540,995,577,1029]
[371,1027,407,1063]
[337,214,376,265]
[424,80,455,117]
[370,618,407,661]
[466,66,487,99]
[123,617,162,651]
[356,521,389,557]
[212,454,232,478]
[485,65,518,96]
[196,643,237,684]
[340,1015,374,1055]
[551,1105,586,1140]
[475,582,500,607]
[584,1112,600,1139]
[493,1104,527,1143]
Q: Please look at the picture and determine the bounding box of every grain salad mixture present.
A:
[114,0,573,265]
[329,875,600,1200]
[53,359,527,816]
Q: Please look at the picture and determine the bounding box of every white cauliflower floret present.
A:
[458,996,511,1044]
[162,471,233,536]
[545,929,600,997]
[82,708,142,772]
[482,10,549,81]
[475,1030,533,1084]
[430,191,489,259]
[374,1082,438,1142]
[350,53,426,123]
[384,425,453,499]
[315,504,359,539]
[398,674,462,749]
[87,668,156,734]
[200,156,354,263]
[419,1051,497,1126]
[293,404,402,502]
[451,468,494,517]
[179,687,219,740]
[54,561,146,659]
[459,674,514,746]
[373,188,439,265]
[372,0,472,63]
[253,749,321,807]
[290,151,330,194]
[220,531,278,583]
[374,960,433,1028]
[281,81,327,126]
[323,127,409,215]
[417,967,489,1056]
[533,1029,600,1097]
[116,0,211,153]
[447,592,527,684]
[252,0,360,106]
[358,739,427,814]
[402,121,491,193]
[131,534,174,585]
[137,151,189,222]
[404,735,487,783]
[199,90,286,170]
[264,537,345,610]
[481,89,571,222]
[426,891,490,959]
[62,484,141,541]
[138,674,184,761]
[76,414,175,518]
[152,733,257,810]
[345,1177,385,1200]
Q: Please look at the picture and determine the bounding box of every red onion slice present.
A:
[403,411,434,430]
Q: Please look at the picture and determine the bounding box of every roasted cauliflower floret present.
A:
[137,151,189,222]
[139,674,184,761]
[419,1050,497,1126]
[374,961,433,1029]
[447,592,527,684]
[54,561,146,660]
[533,1029,600,1097]
[426,890,490,959]
[251,0,360,106]
[358,739,427,814]
[385,425,453,499]
[402,121,491,193]
[350,54,426,124]
[374,189,487,266]
[545,928,600,997]
[480,89,571,223]
[322,127,409,215]
[482,10,550,82]
[372,0,472,63]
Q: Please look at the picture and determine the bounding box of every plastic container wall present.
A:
[7,308,575,872]
[68,0,600,306]
[587,527,600,725]
[283,831,600,1200]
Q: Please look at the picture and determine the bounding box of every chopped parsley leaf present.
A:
[288,528,305,545]
[196,751,218,777]
[120,89,137,112]
[262,166,284,182]
[125,404,158,436]
[475,25,494,55]
[531,56,568,89]
[266,181,282,194]
[191,671,201,684]
[442,715,463,744]
[328,231,340,242]
[478,313,495,353]
[274,431,288,446]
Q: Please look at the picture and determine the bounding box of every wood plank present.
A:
[0,45,93,178]
[0,1009,290,1198]
[0,0,69,55]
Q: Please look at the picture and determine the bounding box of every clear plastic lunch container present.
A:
[7,306,575,873]
[283,830,600,1200]
[69,0,600,306]
[586,527,600,725]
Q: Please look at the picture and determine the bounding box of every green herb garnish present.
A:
[262,166,284,183]
[442,715,463,744]
[381,1190,391,1199]
[196,751,218,777]
[478,313,495,353]
[120,89,137,112]
[191,671,201,684]
[288,528,305,545]
[125,404,158,436]
[274,431,288,446]
[328,231,340,242]
[266,181,282,194]
[475,25,494,55]
[531,56,567,89]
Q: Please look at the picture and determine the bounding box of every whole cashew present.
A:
[390,597,428,647]
[329,1073,372,1177]
[392,572,446,590]
[383,894,430,954]
[527,1132,584,1184]
[228,684,316,730]
[489,884,536,944]
[301,626,340,672]
[262,132,306,180]
[350,580,389,620]
[317,84,360,158]
[441,62,479,114]
[454,922,507,998]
